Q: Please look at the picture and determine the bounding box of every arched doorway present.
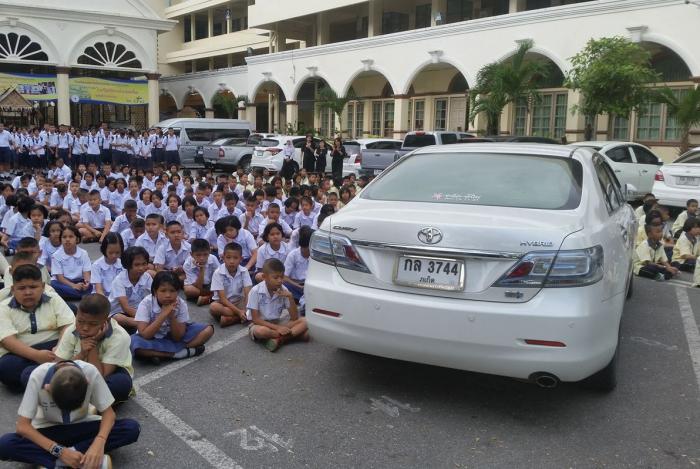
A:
[180,91,205,118]
[212,90,238,119]
[405,63,470,133]
[253,80,286,133]
[159,93,177,121]
[295,77,332,137]
[343,70,395,138]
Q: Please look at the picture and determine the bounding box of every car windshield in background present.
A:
[403,134,436,147]
[363,152,583,210]
[261,139,281,147]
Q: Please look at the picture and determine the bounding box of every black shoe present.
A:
[148,356,161,366]
[192,345,205,357]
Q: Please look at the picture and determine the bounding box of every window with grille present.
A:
[383,102,394,137]
[413,100,425,131]
[636,102,662,140]
[320,107,331,138]
[0,33,48,61]
[611,116,630,140]
[515,93,567,138]
[372,102,382,136]
[355,102,364,138]
[513,98,528,135]
[77,41,141,69]
[434,99,448,131]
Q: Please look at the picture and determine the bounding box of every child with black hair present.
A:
[183,239,220,305]
[284,226,312,303]
[254,223,289,282]
[4,237,51,287]
[137,188,153,218]
[91,233,125,299]
[672,198,699,237]
[38,220,63,273]
[29,204,48,238]
[247,259,308,352]
[217,192,242,221]
[120,217,146,250]
[154,221,191,281]
[110,199,140,234]
[77,190,113,243]
[135,213,167,265]
[163,194,183,224]
[180,196,197,238]
[50,225,92,300]
[190,206,213,240]
[257,203,293,244]
[130,271,214,364]
[216,216,257,270]
[281,197,299,227]
[294,196,316,229]
[109,246,153,331]
[0,251,55,300]
[5,197,35,251]
[635,224,680,281]
[671,218,700,273]
[55,294,134,403]
[0,264,74,391]
[0,359,140,468]
[210,242,252,327]
[239,196,264,238]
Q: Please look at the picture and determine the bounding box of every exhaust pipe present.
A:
[529,372,560,389]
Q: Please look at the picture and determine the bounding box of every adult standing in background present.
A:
[331,137,347,185]
[163,127,180,167]
[302,134,316,173]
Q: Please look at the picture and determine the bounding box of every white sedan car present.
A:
[570,141,662,201]
[306,143,637,391]
[652,147,700,208]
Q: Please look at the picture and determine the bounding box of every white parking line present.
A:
[134,387,243,469]
[675,287,700,395]
[132,326,250,467]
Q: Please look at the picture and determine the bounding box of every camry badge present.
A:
[418,227,443,245]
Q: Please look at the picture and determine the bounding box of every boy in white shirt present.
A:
[210,242,252,327]
[134,214,167,267]
[120,218,146,250]
[154,221,191,281]
[634,224,679,281]
[77,190,113,243]
[110,200,140,234]
[246,258,308,352]
[183,239,220,306]
[62,181,81,223]
[284,226,312,303]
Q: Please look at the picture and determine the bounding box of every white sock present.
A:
[173,348,193,359]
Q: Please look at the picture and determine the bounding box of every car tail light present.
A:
[654,170,664,182]
[523,339,566,347]
[493,246,604,288]
[310,231,371,273]
[355,151,362,164]
[218,148,224,158]
[266,147,281,155]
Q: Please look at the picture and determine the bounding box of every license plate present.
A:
[373,169,383,175]
[677,176,699,186]
[255,150,263,157]
[394,255,465,291]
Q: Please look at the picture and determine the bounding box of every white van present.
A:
[154,118,253,168]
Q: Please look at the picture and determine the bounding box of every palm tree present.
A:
[469,40,548,136]
[657,87,700,154]
[317,87,355,138]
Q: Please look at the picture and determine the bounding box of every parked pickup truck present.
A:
[357,138,404,176]
[395,131,476,159]
[201,133,275,171]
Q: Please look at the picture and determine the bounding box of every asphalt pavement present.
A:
[1,243,700,468]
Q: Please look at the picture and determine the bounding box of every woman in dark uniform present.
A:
[315,140,328,175]
[331,137,347,185]
[302,134,316,173]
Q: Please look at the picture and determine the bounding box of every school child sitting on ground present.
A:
[635,210,662,248]
[110,199,140,234]
[247,258,308,352]
[0,251,57,302]
[189,206,213,240]
[50,225,93,300]
[134,213,167,269]
[671,218,700,273]
[5,196,35,252]
[38,220,63,273]
[130,271,214,365]
[55,294,134,403]
[673,198,699,238]
[210,242,252,327]
[284,226,313,304]
[239,196,264,238]
[0,265,74,391]
[91,233,124,299]
[257,203,293,244]
[0,359,140,468]
[183,239,220,306]
[254,223,289,283]
[2,237,52,292]
[634,224,680,281]
[154,221,191,281]
[109,247,153,332]
[77,189,113,243]
[217,216,257,271]
[120,217,146,250]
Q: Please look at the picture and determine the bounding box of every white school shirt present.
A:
[47,132,58,148]
[86,135,101,155]
[134,232,168,259]
[313,200,322,214]
[162,207,183,224]
[255,242,290,270]
[38,237,61,268]
[134,295,190,339]
[125,137,135,155]
[142,177,156,191]
[109,190,128,215]
[140,139,152,158]
[2,208,16,231]
[5,212,34,241]
[143,203,164,217]
[36,188,52,205]
[154,240,191,269]
[246,282,290,321]
[294,211,315,229]
[238,212,263,235]
[189,220,214,240]
[183,254,220,286]
[204,227,218,249]
[217,231,256,260]
[163,135,180,151]
[99,186,112,203]
[284,247,309,281]
[0,129,11,147]
[18,361,113,429]
[261,199,284,214]
[108,270,153,315]
[79,204,111,229]
[281,210,296,227]
[30,135,45,155]
[211,264,252,302]
[257,218,293,240]
[91,257,124,296]
[79,180,98,192]
[51,246,92,280]
[217,207,243,222]
[55,164,72,182]
[119,228,137,249]
[103,133,113,150]
[178,213,195,237]
[57,133,72,149]
[72,135,85,154]
[62,193,81,214]
[194,197,211,210]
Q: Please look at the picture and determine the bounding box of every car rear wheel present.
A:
[581,330,619,392]
[238,155,251,172]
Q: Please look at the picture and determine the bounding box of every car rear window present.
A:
[403,134,436,148]
[260,139,281,147]
[363,152,583,210]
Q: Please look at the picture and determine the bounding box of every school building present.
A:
[0,0,174,129]
[151,0,700,162]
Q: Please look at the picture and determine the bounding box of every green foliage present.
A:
[656,87,700,154]
[212,92,237,119]
[469,40,548,135]
[318,87,356,138]
[565,37,660,131]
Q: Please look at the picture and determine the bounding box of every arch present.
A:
[249,77,288,104]
[639,33,700,78]
[0,21,59,64]
[496,44,569,78]
[448,73,469,94]
[0,32,48,62]
[160,89,181,109]
[291,71,337,101]
[159,93,178,120]
[211,89,238,119]
[400,57,472,95]
[68,29,151,71]
[181,89,206,118]
[640,39,693,82]
[340,66,399,99]
[77,41,142,69]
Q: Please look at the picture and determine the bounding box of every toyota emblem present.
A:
[417,227,443,245]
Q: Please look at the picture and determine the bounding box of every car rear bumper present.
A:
[652,181,697,208]
[305,262,621,382]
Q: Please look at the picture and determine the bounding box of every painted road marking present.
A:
[676,287,700,396]
[134,387,243,469]
[370,396,421,417]
[629,336,679,352]
[224,426,294,453]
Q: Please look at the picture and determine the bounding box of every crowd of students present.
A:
[632,194,700,286]
[0,142,369,467]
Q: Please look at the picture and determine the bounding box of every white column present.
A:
[368,0,383,37]
[424,97,435,131]
[56,66,70,126]
[509,0,526,14]
[316,13,330,45]
[565,90,585,143]
[431,0,447,26]
[393,96,409,140]
[146,73,160,127]
[246,105,257,130]
[205,109,215,119]
[286,102,299,132]
[208,9,214,37]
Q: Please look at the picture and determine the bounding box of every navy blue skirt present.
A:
[130,322,209,354]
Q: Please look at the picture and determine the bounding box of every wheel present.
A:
[581,337,619,392]
[238,155,251,172]
[626,271,634,300]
